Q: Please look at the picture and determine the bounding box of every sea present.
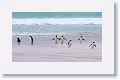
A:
[12,12,102,35]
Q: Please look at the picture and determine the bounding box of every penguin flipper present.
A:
[64,38,67,40]
[83,39,85,41]
[58,38,61,40]
[52,38,55,40]
[95,45,96,47]
[89,44,92,47]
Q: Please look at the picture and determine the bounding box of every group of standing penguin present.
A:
[52,35,72,48]
[52,35,96,49]
[16,35,96,49]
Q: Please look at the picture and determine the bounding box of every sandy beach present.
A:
[12,34,102,62]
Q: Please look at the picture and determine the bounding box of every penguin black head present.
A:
[62,36,63,37]
[70,40,72,41]
[93,42,95,43]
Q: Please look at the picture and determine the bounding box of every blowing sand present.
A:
[12,34,102,62]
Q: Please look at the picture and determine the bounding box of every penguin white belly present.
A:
[61,39,64,44]
[55,38,58,44]
[68,43,72,48]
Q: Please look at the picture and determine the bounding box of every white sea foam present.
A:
[12,32,68,35]
[13,18,102,25]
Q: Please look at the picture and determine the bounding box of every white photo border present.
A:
[0,0,114,74]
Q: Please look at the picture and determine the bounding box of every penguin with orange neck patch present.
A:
[52,35,60,44]
[17,37,21,45]
[67,40,72,48]
[29,36,34,45]
[78,36,85,44]
[60,36,67,44]
[89,42,96,49]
